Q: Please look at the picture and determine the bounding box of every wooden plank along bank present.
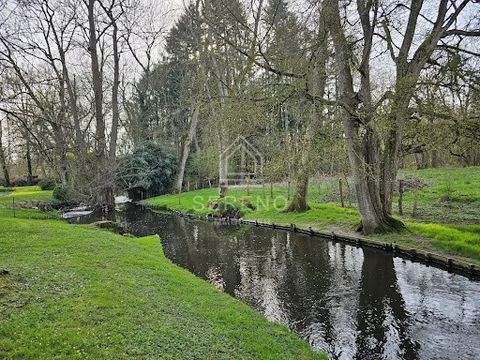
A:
[164,209,480,280]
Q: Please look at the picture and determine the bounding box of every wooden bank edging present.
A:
[162,208,480,280]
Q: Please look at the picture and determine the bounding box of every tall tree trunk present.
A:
[87,0,113,207]
[378,0,457,215]
[0,121,11,186]
[52,123,68,185]
[70,76,85,163]
[108,10,120,161]
[327,0,403,234]
[287,121,314,212]
[174,104,200,193]
[380,84,415,214]
[343,117,403,234]
[25,133,33,183]
[286,6,328,212]
[56,64,69,186]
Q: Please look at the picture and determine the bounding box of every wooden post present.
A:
[339,178,345,207]
[287,180,291,200]
[344,176,352,207]
[12,196,15,218]
[398,179,404,216]
[270,182,273,198]
[412,188,418,217]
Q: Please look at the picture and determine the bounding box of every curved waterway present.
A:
[71,203,480,359]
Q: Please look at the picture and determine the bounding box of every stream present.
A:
[69,203,480,360]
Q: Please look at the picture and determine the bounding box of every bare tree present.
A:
[325,0,479,233]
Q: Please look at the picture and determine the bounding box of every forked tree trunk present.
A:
[327,0,404,234]
[174,104,200,193]
[343,118,404,234]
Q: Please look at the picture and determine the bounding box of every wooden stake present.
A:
[344,176,352,207]
[398,179,404,216]
[339,178,345,207]
[412,189,418,217]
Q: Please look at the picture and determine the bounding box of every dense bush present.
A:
[116,142,177,197]
[53,184,69,203]
[38,178,57,190]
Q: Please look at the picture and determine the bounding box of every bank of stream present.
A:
[69,203,480,360]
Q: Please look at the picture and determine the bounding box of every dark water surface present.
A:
[71,204,480,360]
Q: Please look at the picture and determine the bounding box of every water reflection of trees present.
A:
[354,250,419,359]
[138,210,479,360]
[159,218,416,359]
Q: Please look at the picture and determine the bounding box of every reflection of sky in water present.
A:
[72,205,480,360]
[395,259,480,359]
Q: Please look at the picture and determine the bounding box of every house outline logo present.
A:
[219,136,264,185]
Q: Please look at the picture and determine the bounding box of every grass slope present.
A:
[0,206,323,359]
[146,167,480,265]
[397,167,480,223]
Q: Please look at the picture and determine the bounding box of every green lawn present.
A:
[396,167,480,223]
[146,167,480,266]
[0,185,53,206]
[0,188,323,359]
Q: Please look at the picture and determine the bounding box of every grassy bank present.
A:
[396,167,480,223]
[0,185,53,205]
[0,190,324,359]
[146,167,480,266]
